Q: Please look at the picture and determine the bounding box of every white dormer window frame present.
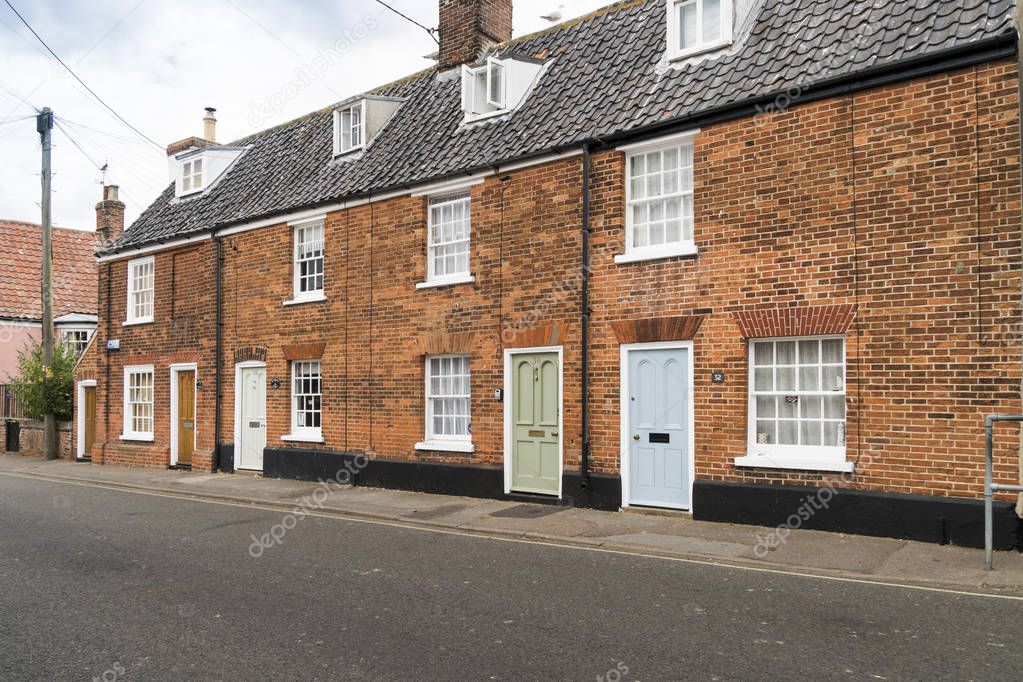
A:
[334,101,366,156]
[180,157,204,195]
[666,0,733,61]
[460,56,545,123]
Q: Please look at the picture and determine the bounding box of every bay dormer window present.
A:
[461,56,544,123]
[667,0,733,60]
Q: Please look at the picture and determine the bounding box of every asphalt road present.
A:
[1,475,1021,681]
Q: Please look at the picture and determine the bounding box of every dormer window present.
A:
[181,158,203,194]
[331,96,403,159]
[667,0,732,60]
[335,102,365,155]
[461,56,544,123]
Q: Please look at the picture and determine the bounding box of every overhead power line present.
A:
[2,0,164,150]
[372,0,439,45]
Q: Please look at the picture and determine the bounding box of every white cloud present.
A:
[0,0,612,231]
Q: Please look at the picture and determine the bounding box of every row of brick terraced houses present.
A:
[72,0,1023,547]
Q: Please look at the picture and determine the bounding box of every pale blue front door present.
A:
[627,347,690,509]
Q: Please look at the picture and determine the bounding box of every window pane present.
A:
[753,342,773,366]
[822,339,843,363]
[799,366,820,391]
[776,341,796,365]
[702,0,721,43]
[800,396,821,419]
[755,420,776,444]
[823,396,845,420]
[778,420,797,445]
[754,368,772,392]
[776,367,795,391]
[678,1,697,49]
[823,366,844,391]
[756,396,775,418]
[799,340,819,365]
[800,420,822,446]
[778,397,797,419]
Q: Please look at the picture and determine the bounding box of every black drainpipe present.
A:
[213,234,224,472]
[580,142,593,487]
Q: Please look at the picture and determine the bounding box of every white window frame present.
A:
[666,0,733,61]
[736,335,853,473]
[124,256,155,325]
[60,327,93,356]
[285,359,323,443]
[333,101,366,156]
[288,219,326,304]
[122,364,155,442]
[616,131,699,265]
[461,58,507,122]
[416,354,473,453]
[180,157,204,194]
[419,193,473,288]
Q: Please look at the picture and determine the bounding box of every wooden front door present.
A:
[176,371,195,466]
[510,352,561,495]
[83,386,96,457]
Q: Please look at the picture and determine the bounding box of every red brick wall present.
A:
[89,243,217,470]
[90,60,1023,501]
[586,60,1022,498]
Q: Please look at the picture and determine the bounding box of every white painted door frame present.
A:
[233,360,266,471]
[76,379,97,459]
[619,340,696,510]
[502,345,564,498]
[169,363,198,467]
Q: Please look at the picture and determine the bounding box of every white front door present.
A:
[237,365,266,471]
[623,344,693,510]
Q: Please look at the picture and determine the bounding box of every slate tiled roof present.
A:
[0,220,97,320]
[106,0,1016,255]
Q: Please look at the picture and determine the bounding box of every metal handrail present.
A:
[984,414,1023,570]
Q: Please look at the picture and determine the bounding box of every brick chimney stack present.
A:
[438,0,513,70]
[95,184,126,245]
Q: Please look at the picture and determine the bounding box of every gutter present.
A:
[213,235,224,472]
[99,33,1017,262]
[1014,6,1023,518]
[580,142,593,487]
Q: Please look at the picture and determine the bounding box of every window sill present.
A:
[734,454,854,474]
[614,243,698,265]
[122,318,153,327]
[283,294,327,307]
[120,434,155,443]
[415,440,475,453]
[281,433,325,444]
[667,39,733,63]
[416,275,475,290]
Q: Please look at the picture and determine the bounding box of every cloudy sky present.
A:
[0,0,610,231]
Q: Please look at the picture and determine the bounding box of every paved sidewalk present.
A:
[2,454,1021,593]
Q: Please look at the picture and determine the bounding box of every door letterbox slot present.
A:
[649,433,670,444]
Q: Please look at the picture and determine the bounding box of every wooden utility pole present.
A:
[37,106,56,460]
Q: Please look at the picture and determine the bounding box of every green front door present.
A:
[511,352,560,495]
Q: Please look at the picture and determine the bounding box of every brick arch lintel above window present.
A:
[417,331,475,356]
[612,315,705,344]
[733,304,858,339]
[281,342,327,361]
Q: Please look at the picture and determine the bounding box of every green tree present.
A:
[9,340,76,421]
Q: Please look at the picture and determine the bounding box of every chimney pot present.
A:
[203,107,217,143]
[438,0,513,70]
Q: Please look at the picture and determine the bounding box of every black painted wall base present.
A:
[261,447,622,511]
[693,480,1022,550]
[216,443,234,473]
